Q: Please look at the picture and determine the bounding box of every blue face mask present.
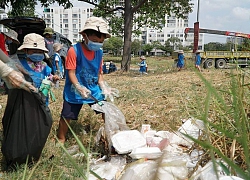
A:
[86,36,103,51]
[6,39,12,44]
[27,53,45,62]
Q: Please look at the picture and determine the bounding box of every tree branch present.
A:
[132,0,147,13]
[77,0,124,13]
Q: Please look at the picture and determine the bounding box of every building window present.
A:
[63,19,68,23]
[63,14,68,18]
[44,8,50,13]
[73,24,76,28]
[72,14,78,18]
[65,24,68,28]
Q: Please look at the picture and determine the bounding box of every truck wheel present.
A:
[215,59,226,69]
[239,65,246,68]
[203,59,214,69]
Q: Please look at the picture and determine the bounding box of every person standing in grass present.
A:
[195,50,202,72]
[18,33,59,105]
[138,56,147,75]
[57,16,119,144]
[177,50,185,71]
[52,43,64,79]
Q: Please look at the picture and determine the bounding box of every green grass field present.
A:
[0,56,249,179]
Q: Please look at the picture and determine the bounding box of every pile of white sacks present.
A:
[87,117,244,180]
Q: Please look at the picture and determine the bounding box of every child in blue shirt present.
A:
[177,50,185,71]
[195,50,202,72]
[138,56,147,75]
[18,33,59,105]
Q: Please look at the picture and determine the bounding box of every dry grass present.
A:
[0,57,249,178]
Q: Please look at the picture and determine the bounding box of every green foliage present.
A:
[159,41,174,55]
[89,0,193,36]
[204,42,230,51]
[5,0,36,16]
[185,69,250,179]
[131,39,142,56]
[142,43,153,55]
[103,36,123,56]
[238,39,250,51]
[2,0,72,16]
[167,36,182,49]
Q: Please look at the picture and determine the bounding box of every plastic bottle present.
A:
[39,78,51,97]
[55,80,59,88]
[141,120,151,137]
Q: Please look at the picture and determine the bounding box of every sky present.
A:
[189,0,250,43]
[35,0,250,44]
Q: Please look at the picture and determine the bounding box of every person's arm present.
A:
[0,60,36,92]
[56,61,59,71]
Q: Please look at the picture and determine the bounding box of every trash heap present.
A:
[87,103,244,180]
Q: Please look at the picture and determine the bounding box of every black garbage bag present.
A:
[1,88,53,168]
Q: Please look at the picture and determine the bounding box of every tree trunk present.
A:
[121,0,133,72]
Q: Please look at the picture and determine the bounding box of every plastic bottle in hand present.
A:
[39,78,52,97]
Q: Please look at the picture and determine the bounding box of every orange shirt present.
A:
[0,33,8,56]
[66,43,103,72]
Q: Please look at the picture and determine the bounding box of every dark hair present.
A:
[83,29,105,38]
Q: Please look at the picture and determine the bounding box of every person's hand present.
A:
[3,70,37,92]
[53,75,60,81]
[74,83,91,98]
[99,81,119,102]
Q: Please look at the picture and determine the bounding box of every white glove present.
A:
[0,63,36,92]
[74,83,91,98]
[99,81,119,102]
[0,62,13,78]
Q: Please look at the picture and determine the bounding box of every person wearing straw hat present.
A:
[52,43,64,78]
[43,27,55,58]
[0,60,36,92]
[57,16,119,144]
[0,29,20,94]
[0,29,20,56]
[195,50,202,72]
[17,33,59,105]
[138,56,147,75]
[177,50,185,71]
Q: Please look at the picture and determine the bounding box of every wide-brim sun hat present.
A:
[18,33,48,52]
[43,27,54,35]
[53,43,63,52]
[79,16,111,38]
[3,29,20,44]
[195,50,201,53]
[178,50,184,54]
[140,56,146,60]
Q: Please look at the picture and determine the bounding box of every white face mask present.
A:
[85,36,103,51]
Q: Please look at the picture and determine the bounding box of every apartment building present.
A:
[43,6,93,44]
[0,12,8,33]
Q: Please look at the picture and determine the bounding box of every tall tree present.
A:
[78,0,193,71]
[1,0,72,16]
[7,0,36,17]
[142,43,153,55]
[2,0,192,71]
[131,39,141,56]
